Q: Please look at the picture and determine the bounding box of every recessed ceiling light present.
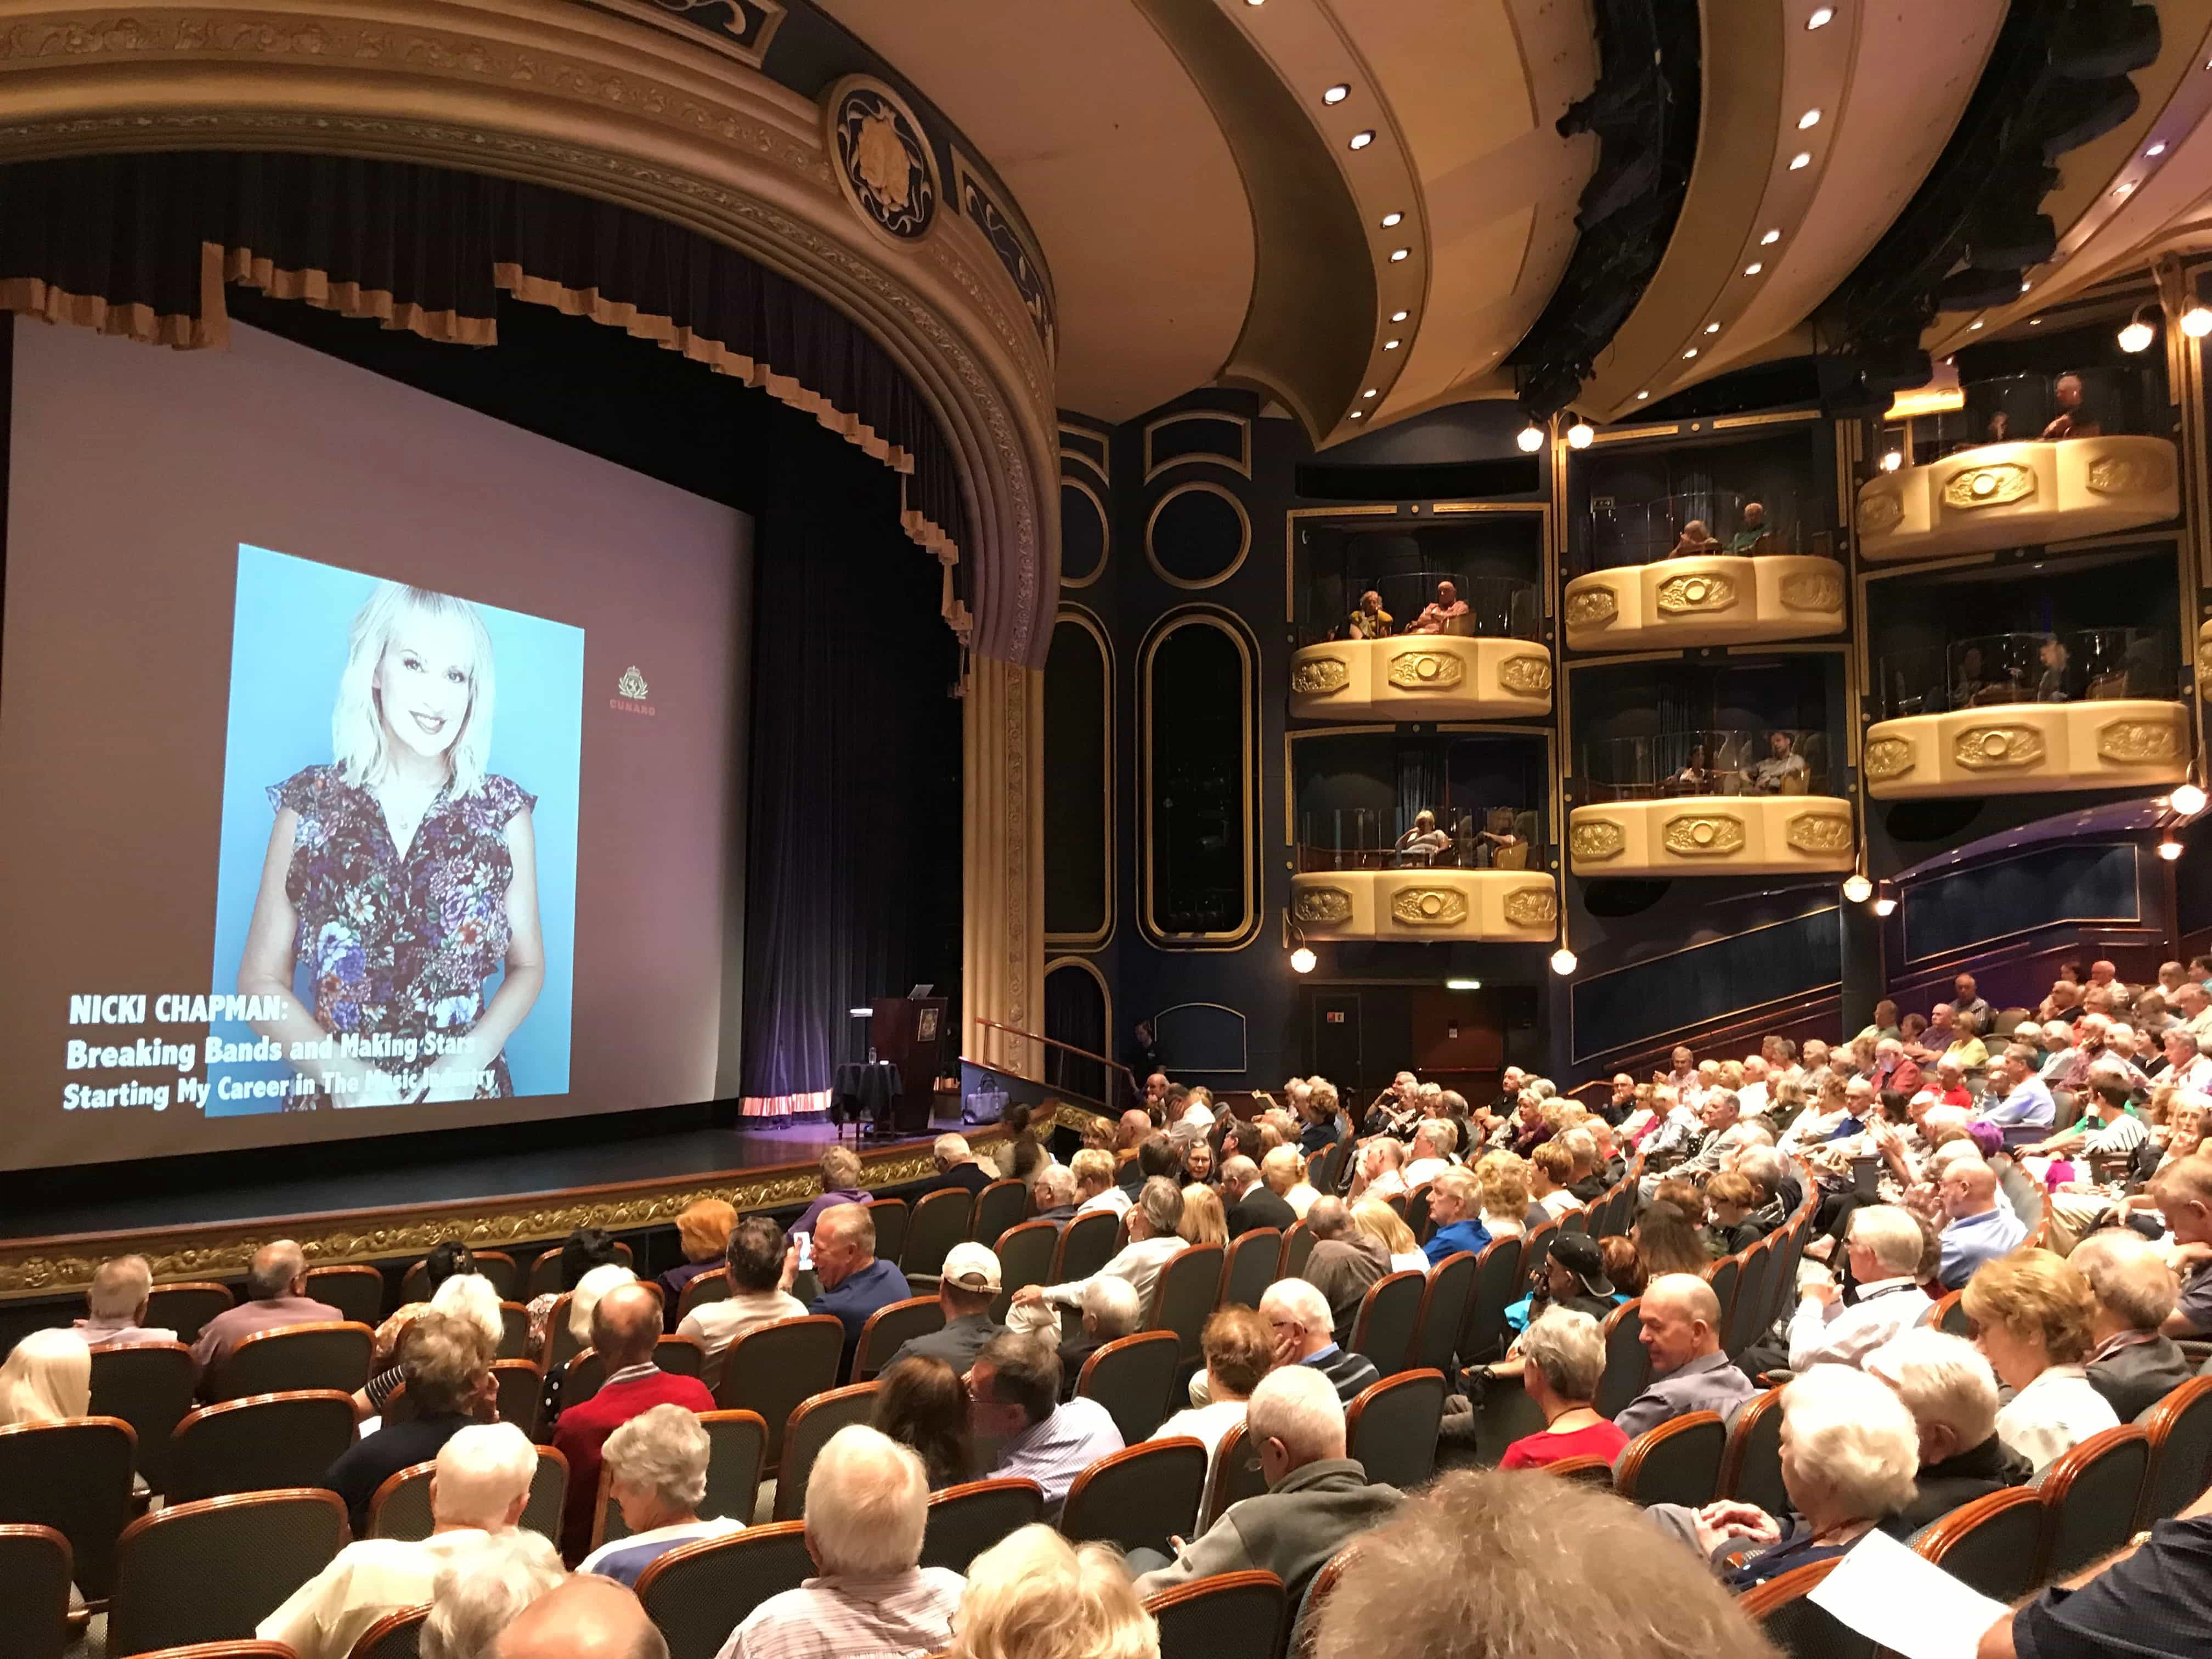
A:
[1348,130,1375,150]
[1390,310,1408,323]
[1362,388,1378,399]
[1744,262,1763,275]
[1323,84,1350,104]
[1761,228,1782,245]
[2029,317,2042,326]
[2020,280,2032,292]
[1380,211,1403,227]
[1636,390,1650,399]
[1798,109,1822,129]
[1389,247,1409,261]
[2114,183,2133,198]
[2147,142,2167,157]
[1807,7,1834,26]
[1683,348,1699,359]
[1789,151,1813,170]
[1349,410,1363,419]
[1968,320,1983,330]
[1705,321,1722,334]
[1383,339,1400,350]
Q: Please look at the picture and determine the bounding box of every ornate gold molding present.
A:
[1655,571,1737,613]
[1390,887,1469,926]
[1864,736,1916,782]
[1566,587,1618,628]
[2085,450,2173,495]
[1292,885,1353,924]
[1662,813,1745,855]
[1570,820,1626,861]
[1502,886,1558,929]
[1498,654,1553,696]
[1290,657,1350,695]
[1785,812,1853,854]
[1387,651,1464,689]
[1943,464,2035,509]
[1953,725,2045,770]
[1778,569,1842,612]
[2097,719,2182,764]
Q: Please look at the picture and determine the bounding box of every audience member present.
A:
[887,1243,1007,1374]
[1704,1171,1765,1255]
[369,1240,481,1369]
[2150,1153,2212,1335]
[420,1527,565,1659]
[552,1282,715,1562]
[1476,1154,1534,1242]
[1861,1328,2030,1524]
[676,1215,806,1387]
[2071,1229,2194,1418]
[362,1270,504,1418]
[1070,1148,1132,1218]
[1300,1196,1391,1347]
[1615,1274,1754,1437]
[1030,1164,1080,1224]
[0,1328,89,1426]
[576,1403,741,1585]
[1178,1139,1217,1189]
[73,1255,176,1348]
[189,1238,343,1381]
[1178,1183,1228,1246]
[783,1202,909,1375]
[1350,1199,1426,1274]
[1936,1157,2027,1289]
[872,1356,974,1490]
[968,1333,1124,1517]
[922,1133,994,1197]
[950,1525,1158,1659]
[1007,1178,1186,1340]
[1962,1247,2120,1470]
[1980,1045,2057,1133]
[1053,1278,1142,1398]
[524,1229,626,1360]
[490,1574,668,1659]
[261,1422,538,1659]
[1631,1199,1714,1279]
[1401,1119,1457,1189]
[1223,1155,1295,1234]
[1419,1169,1489,1265]
[792,1147,874,1238]
[565,1263,641,1357]
[656,1200,736,1313]
[1499,1308,1628,1469]
[1975,1485,2212,1659]
[1151,1306,1272,1467]
[1347,1137,1410,1203]
[330,1312,498,1533]
[1257,1279,1377,1403]
[1781,1206,1931,1370]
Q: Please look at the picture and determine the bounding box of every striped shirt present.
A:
[713,1568,966,1659]
[989,1396,1124,1515]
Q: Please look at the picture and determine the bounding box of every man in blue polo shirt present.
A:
[1421,1169,1489,1266]
[778,1200,907,1373]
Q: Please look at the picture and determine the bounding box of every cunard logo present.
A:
[610,664,655,716]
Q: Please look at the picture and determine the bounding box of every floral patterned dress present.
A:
[270,764,535,1104]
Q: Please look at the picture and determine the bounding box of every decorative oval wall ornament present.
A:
[1293,886,1354,925]
[1391,887,1470,926]
[1566,586,1619,629]
[1855,485,1905,537]
[1785,813,1853,854]
[1864,737,1917,782]
[1655,571,1739,614]
[1570,820,1626,861]
[1144,481,1251,589]
[2097,719,2183,764]
[824,77,938,241]
[1503,886,1559,929]
[1290,657,1351,695]
[1497,653,1553,697]
[1778,569,1843,612]
[1953,725,2045,770]
[1662,813,1746,856]
[1387,651,1466,689]
[1942,463,2036,510]
[2085,450,2174,496]
[2198,624,2212,695]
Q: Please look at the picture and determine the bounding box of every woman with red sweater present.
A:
[1498,1306,1629,1471]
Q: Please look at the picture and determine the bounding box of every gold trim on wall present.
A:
[1141,608,1260,949]
[1058,472,1111,589]
[1042,957,1114,1094]
[1146,481,1252,590]
[1142,410,1252,481]
[1045,606,1116,950]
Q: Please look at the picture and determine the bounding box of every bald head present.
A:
[1119,1109,1151,1148]
[247,1239,308,1301]
[490,1576,666,1659]
[1307,1196,1349,1239]
[591,1282,663,1370]
[1938,1157,1999,1221]
[1638,1272,1723,1375]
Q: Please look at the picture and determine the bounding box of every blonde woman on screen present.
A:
[239,581,544,1108]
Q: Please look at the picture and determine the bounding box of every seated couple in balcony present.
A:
[1669,732,1809,796]
[1668,500,1773,559]
[1346,581,1468,639]
[1392,807,1527,867]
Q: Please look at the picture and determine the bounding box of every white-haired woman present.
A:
[239,580,544,1108]
[955,1523,1159,1659]
[576,1403,741,1585]
[0,1328,91,1426]
[1498,1308,1627,1470]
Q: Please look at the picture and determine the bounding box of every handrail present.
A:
[973,1019,1141,1113]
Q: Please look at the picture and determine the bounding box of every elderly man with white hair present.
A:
[920,1133,992,1197]
[260,1422,540,1659]
[1784,1207,1932,1371]
[1401,1120,1458,1190]
[1348,1136,1410,1203]
[420,1528,565,1659]
[1048,1275,1141,1398]
[1128,1363,1403,1596]
[712,1425,963,1659]
[577,1403,742,1586]
[73,1254,176,1348]
[1006,1177,1186,1340]
[1261,1278,1379,1403]
[2072,1230,2195,1419]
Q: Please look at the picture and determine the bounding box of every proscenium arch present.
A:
[0,0,1058,666]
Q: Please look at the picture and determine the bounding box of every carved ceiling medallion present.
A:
[2097,720,2182,765]
[827,78,936,240]
[1291,658,1350,695]
[1388,652,1464,689]
[1293,886,1353,926]
[1570,820,1626,861]
[1953,725,2045,770]
[1566,586,1618,629]
[1655,571,1737,614]
[1498,654,1553,697]
[1662,814,1746,856]
[1943,464,2035,510]
[1391,887,1469,926]
[1863,737,1916,782]
[1786,814,1853,854]
[1503,887,1558,929]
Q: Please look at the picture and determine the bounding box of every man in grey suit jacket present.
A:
[1130,1364,1401,1601]
[2074,1231,2196,1421]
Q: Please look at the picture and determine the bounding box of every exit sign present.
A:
[1325,1011,1346,1024]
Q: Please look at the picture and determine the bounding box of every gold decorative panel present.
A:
[1953,725,2045,770]
[1293,886,1353,924]
[2085,451,2174,496]
[2199,633,2212,693]
[1566,588,1618,628]
[1662,814,1746,856]
[1864,737,1916,782]
[1786,813,1853,854]
[1857,487,1905,536]
[1943,464,2036,509]
[1391,887,1469,926]
[1655,571,1738,613]
[2097,720,2182,764]
[1387,652,1465,689]
[1570,820,1626,861]
[1290,658,1349,695]
[1778,570,1843,612]
[1502,887,1558,929]
[1498,654,1553,696]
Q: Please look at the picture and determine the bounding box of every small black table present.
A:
[831,1060,904,1140]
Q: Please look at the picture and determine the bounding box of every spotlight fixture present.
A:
[1682,347,1698,359]
[2020,280,2032,292]
[1842,872,1873,904]
[2147,141,2168,157]
[2181,306,2212,338]
[1348,130,1374,150]
[2159,834,2182,863]
[1383,338,1401,350]
[1874,882,1898,918]
[1798,109,1822,129]
[1446,978,1483,991]
[1550,946,1578,976]
[1761,228,1782,245]
[2114,183,2133,198]
[1363,387,1379,399]
[1567,419,1594,448]
[1517,424,1545,453]
[1807,7,1834,26]
[1789,151,1813,171]
[1745,262,1764,276]
[1323,84,1350,104]
[2029,317,2042,326]
[1291,945,1317,972]
[2118,304,2157,353]
[1969,320,1984,330]
[2174,780,2208,816]
[1880,450,1903,472]
[1390,309,1409,322]
[1348,411,1363,420]
[1636,390,1650,400]
[1389,248,1409,262]
[1705,321,1722,334]
[1380,211,1403,227]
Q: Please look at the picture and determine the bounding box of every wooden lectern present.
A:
[871,994,946,1135]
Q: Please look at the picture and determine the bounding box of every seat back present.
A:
[1702,1255,1741,1346]
[1521,1222,1558,1279]
[1278,1222,1317,1282]
[208,1322,374,1401]
[1055,1210,1122,1282]
[346,1605,429,1659]
[1345,1370,1445,1492]
[1537,1455,1616,1487]
[1593,1299,1648,1420]
[920,1478,1045,1573]
[497,1302,530,1361]
[865,1198,911,1269]
[973,1178,1030,1248]
[2039,1424,2151,1582]
[1718,1387,1788,1516]
[2136,1374,2212,1527]
[1933,1290,1971,1337]
[1613,1411,1726,1508]
[853,1296,945,1381]
[90,1341,197,1492]
[0,1524,71,1659]
[1460,1237,1526,1365]
[144,1284,234,1347]
[1403,1184,1434,1244]
[169,1391,358,1503]
[993,1221,1060,1317]
[1076,1331,1182,1444]
[0,1417,137,1598]
[1725,1242,1773,1359]
[674,1269,731,1324]
[1147,1245,1226,1364]
[1061,1438,1207,1556]
[1199,1421,1268,1530]
[715,1316,845,1470]
[1412,1251,1477,1377]
[1221,1229,1282,1312]
[902,1189,976,1277]
[371,1447,567,1544]
[560,1336,707,1410]
[1910,1487,2047,1603]
[108,1490,348,1658]
[1143,1569,1286,1659]
[490,1359,543,1437]
[772,1381,881,1521]
[634,1522,816,1659]
[527,1241,633,1301]
[1348,1271,1426,1378]
[303,1266,386,1327]
[1739,1558,1874,1659]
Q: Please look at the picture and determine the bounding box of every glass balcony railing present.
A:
[1581,729,1831,803]
[1301,571,1539,647]
[1870,630,2176,721]
[1579,491,1810,574]
[1880,368,2163,466]
[1296,805,1543,872]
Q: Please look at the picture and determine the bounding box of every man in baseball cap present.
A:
[1544,1232,1617,1313]
[882,1242,1007,1375]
